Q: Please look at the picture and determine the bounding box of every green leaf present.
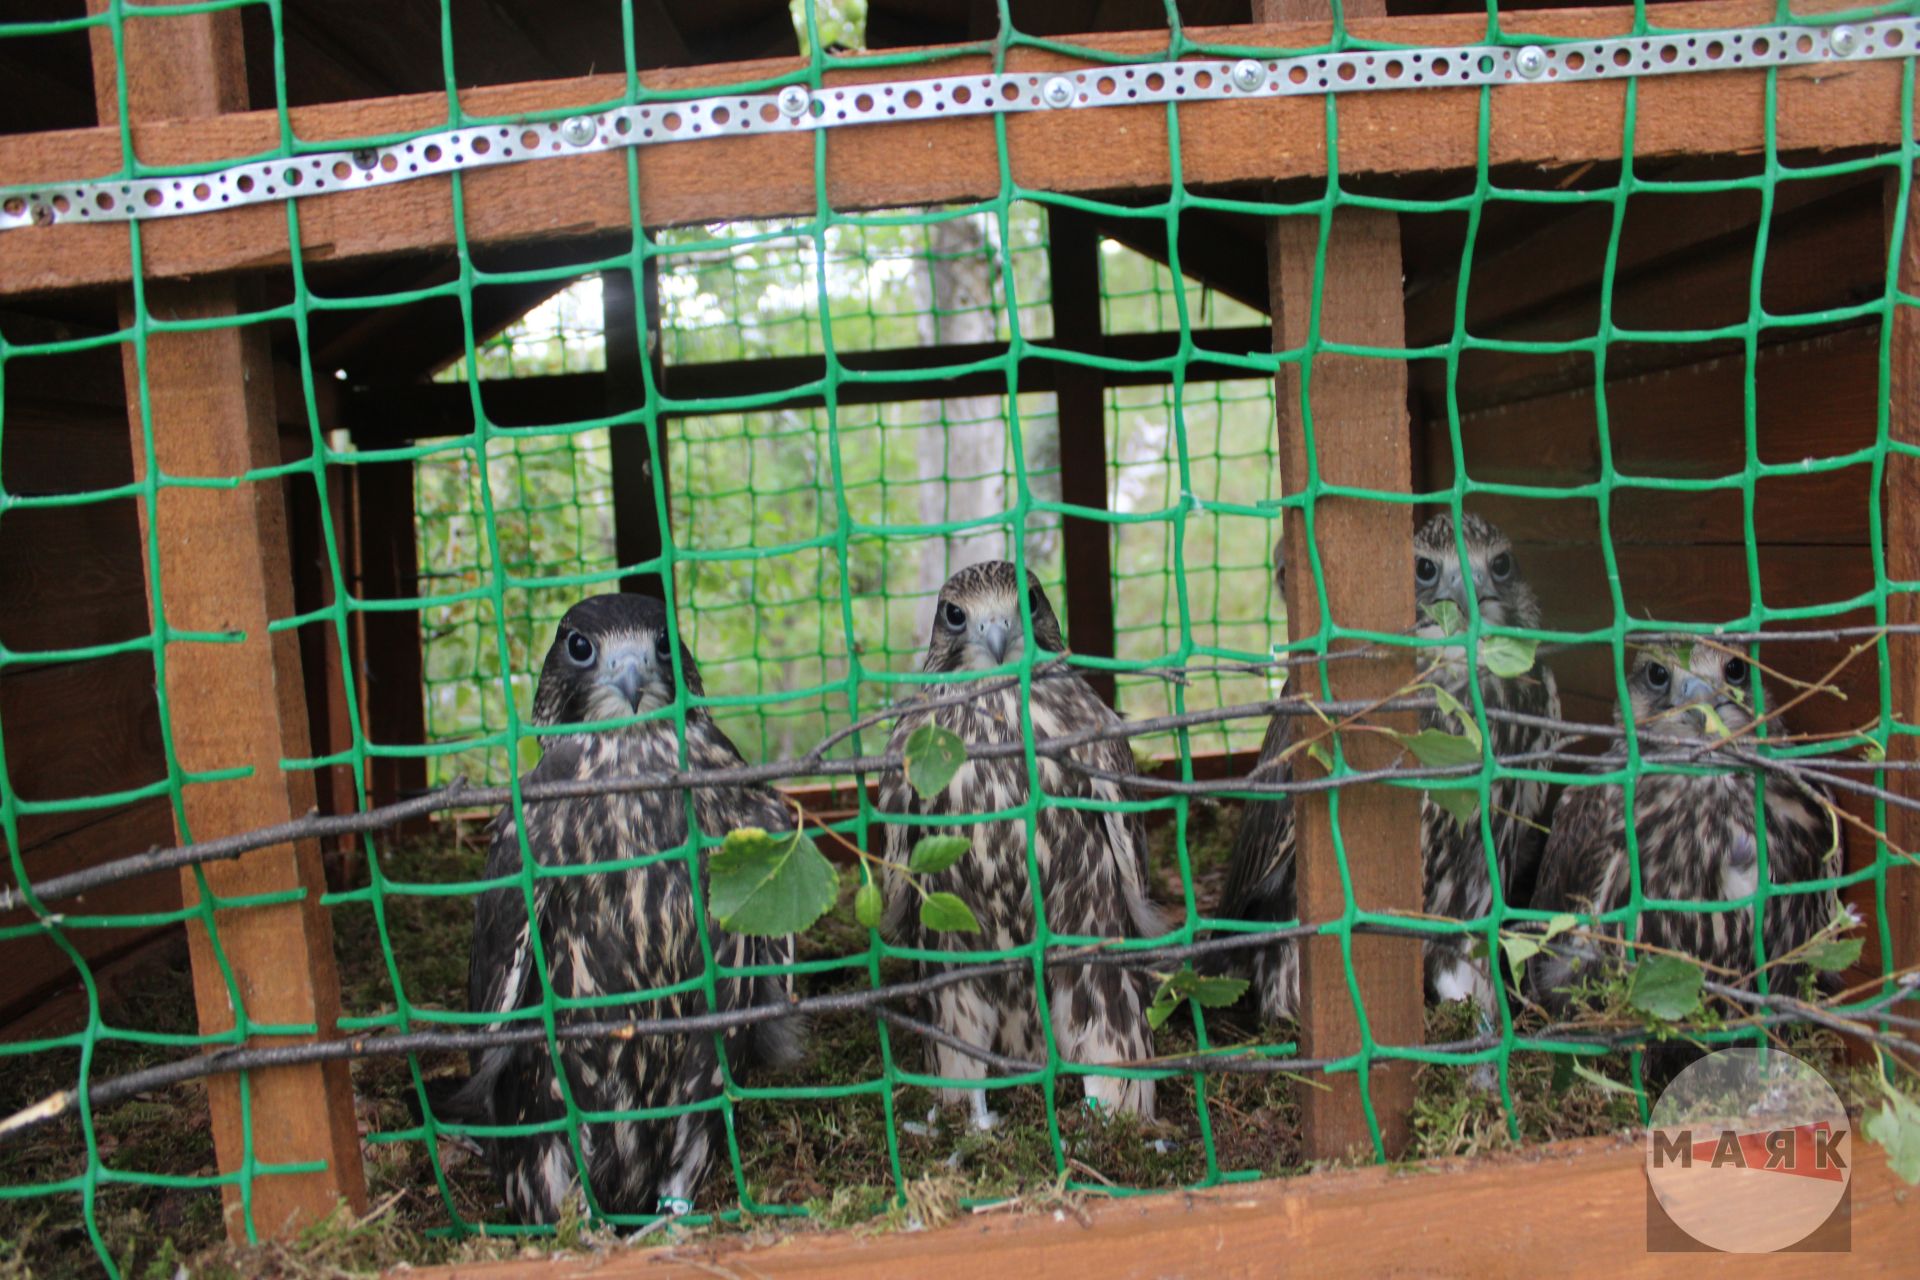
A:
[908,835,970,876]
[1865,1084,1920,1185]
[1426,684,1482,750]
[1399,728,1482,769]
[1696,703,1731,739]
[854,881,883,930]
[1480,634,1538,679]
[919,891,980,934]
[1805,937,1864,973]
[1146,966,1249,1029]
[1427,786,1480,825]
[1423,599,1465,635]
[1543,913,1579,943]
[708,826,840,937]
[1306,739,1333,771]
[1627,954,1705,1021]
[1572,1062,1639,1096]
[904,723,966,801]
[1860,738,1888,763]
[1499,933,1542,982]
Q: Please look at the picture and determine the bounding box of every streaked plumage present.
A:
[879,561,1163,1127]
[448,594,800,1222]
[1526,644,1840,1012]
[1216,513,1562,1019]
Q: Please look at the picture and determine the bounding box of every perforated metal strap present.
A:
[2,18,1912,234]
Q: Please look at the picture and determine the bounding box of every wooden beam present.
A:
[339,326,1274,447]
[1883,170,1920,996]
[1262,0,1421,1164]
[1048,207,1117,704]
[353,458,429,826]
[399,1137,1909,1279]
[605,263,669,597]
[87,0,366,1236]
[3,2,1905,298]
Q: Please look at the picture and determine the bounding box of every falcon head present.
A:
[922,560,1065,673]
[1413,512,1541,631]
[1620,644,1756,740]
[531,593,703,728]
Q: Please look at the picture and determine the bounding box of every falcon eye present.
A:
[1027,586,1044,616]
[940,600,967,631]
[1488,552,1513,582]
[1645,661,1671,691]
[1414,557,1440,585]
[655,631,674,665]
[1723,657,1749,686]
[565,631,596,666]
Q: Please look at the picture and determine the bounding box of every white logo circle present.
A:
[1646,1047,1850,1253]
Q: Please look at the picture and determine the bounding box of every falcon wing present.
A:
[1071,691,1164,938]
[1215,713,1297,925]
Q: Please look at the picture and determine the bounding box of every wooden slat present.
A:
[1263,0,1420,1164]
[353,458,429,823]
[87,0,365,1236]
[1048,207,1117,704]
[0,652,168,852]
[402,1138,1910,1279]
[1,2,1905,298]
[1883,171,1920,988]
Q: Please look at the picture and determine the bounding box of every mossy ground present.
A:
[0,805,1890,1277]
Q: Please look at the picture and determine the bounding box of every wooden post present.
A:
[1258,0,1423,1162]
[607,259,669,598]
[88,0,367,1236]
[1883,172,1920,988]
[1046,208,1117,704]
[353,459,429,825]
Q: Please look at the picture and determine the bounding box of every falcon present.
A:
[1526,643,1841,1013]
[879,561,1163,1128]
[444,594,802,1223]
[1216,512,1562,1020]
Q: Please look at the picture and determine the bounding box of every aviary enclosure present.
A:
[0,0,1917,1273]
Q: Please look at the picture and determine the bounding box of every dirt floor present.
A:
[0,803,1871,1277]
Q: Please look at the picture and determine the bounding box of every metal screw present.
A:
[1513,45,1548,79]
[559,115,597,146]
[29,200,54,227]
[1828,24,1860,57]
[1232,59,1265,92]
[1042,76,1075,108]
[350,148,380,171]
[777,85,810,118]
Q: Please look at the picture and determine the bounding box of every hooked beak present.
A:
[1671,672,1726,730]
[599,640,654,711]
[977,617,1013,664]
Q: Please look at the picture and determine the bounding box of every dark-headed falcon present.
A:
[879,561,1163,1127]
[1216,512,1562,1019]
[447,594,801,1222]
[1526,643,1840,1012]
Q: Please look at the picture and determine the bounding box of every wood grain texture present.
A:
[405,1139,1911,1279]
[1264,0,1420,1164]
[1,1,1902,297]
[1883,172,1920,988]
[353,459,429,825]
[87,0,366,1235]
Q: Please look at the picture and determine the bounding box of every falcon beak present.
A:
[1672,672,1718,729]
[600,639,654,711]
[977,616,1013,664]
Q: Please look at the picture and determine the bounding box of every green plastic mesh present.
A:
[0,0,1916,1272]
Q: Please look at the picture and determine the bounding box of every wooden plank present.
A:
[607,262,669,597]
[87,0,365,1237]
[2,1,1906,297]
[353,458,428,824]
[1883,171,1920,989]
[1262,0,1420,1164]
[340,325,1274,447]
[0,652,168,852]
[404,1138,1910,1279]
[1048,207,1117,704]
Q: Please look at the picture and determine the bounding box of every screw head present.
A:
[350,148,380,171]
[1232,58,1265,92]
[777,85,810,118]
[559,115,597,146]
[1042,76,1075,108]
[1828,24,1860,57]
[1513,45,1548,79]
